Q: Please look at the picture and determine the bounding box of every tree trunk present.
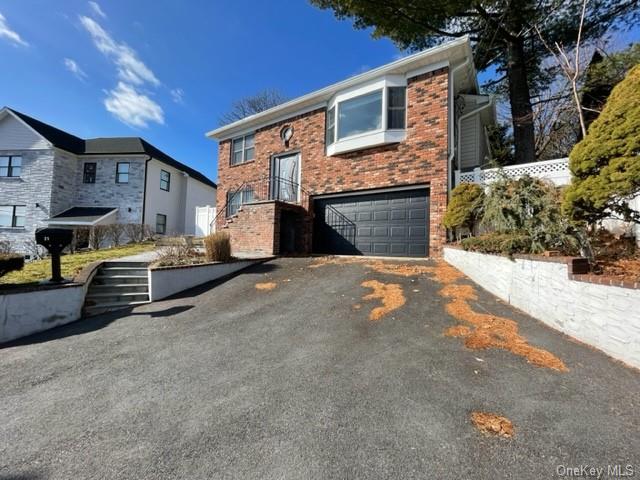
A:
[506,39,536,164]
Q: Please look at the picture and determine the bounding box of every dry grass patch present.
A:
[471,412,514,438]
[255,282,277,291]
[361,280,406,321]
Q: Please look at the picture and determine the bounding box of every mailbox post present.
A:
[35,228,74,283]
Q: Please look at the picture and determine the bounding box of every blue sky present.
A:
[1,1,638,182]
[0,0,405,181]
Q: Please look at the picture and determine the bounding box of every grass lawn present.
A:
[0,242,156,285]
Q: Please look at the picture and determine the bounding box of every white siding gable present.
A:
[0,113,51,150]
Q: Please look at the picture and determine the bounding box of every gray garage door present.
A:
[313,188,429,257]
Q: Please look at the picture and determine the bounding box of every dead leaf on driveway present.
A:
[471,411,514,438]
[361,280,406,321]
[255,282,277,291]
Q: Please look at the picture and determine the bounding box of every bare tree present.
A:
[536,0,590,138]
[218,89,288,126]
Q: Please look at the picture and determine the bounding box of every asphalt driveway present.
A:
[1,257,638,479]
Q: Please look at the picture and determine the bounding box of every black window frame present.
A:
[155,213,167,234]
[160,169,171,191]
[230,133,255,166]
[0,205,26,228]
[83,162,97,184]
[0,155,22,178]
[116,162,130,184]
[387,86,407,130]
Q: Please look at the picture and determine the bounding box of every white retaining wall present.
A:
[443,247,640,369]
[0,284,85,344]
[149,260,258,301]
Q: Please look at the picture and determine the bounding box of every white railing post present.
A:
[473,167,482,184]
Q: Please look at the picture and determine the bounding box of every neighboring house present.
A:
[0,107,217,254]
[207,36,494,258]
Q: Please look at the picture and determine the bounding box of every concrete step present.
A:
[92,275,148,285]
[88,284,149,294]
[85,292,150,304]
[100,267,148,275]
[103,261,149,268]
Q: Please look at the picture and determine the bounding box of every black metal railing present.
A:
[211,175,309,229]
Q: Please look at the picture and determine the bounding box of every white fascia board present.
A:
[206,36,472,141]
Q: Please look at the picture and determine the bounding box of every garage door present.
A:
[313,188,429,257]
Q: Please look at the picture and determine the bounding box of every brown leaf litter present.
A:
[361,280,406,321]
[255,282,277,291]
[471,411,514,438]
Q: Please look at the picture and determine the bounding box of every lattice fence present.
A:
[457,158,571,186]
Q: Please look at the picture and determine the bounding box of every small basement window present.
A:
[230,133,255,166]
[156,214,167,234]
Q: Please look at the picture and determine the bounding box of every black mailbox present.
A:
[35,228,74,282]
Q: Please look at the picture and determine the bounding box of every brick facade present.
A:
[217,67,449,257]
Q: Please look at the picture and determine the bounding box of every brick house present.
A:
[0,107,217,254]
[207,37,493,258]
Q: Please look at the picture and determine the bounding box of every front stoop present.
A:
[83,261,150,316]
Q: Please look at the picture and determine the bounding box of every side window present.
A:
[325,106,335,146]
[83,162,97,183]
[387,87,406,129]
[0,156,22,177]
[230,134,255,165]
[0,205,25,227]
[160,170,170,191]
[116,162,130,184]
[156,214,167,234]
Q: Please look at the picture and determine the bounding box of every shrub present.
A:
[563,64,640,226]
[105,223,126,247]
[481,174,578,254]
[0,241,12,254]
[89,225,109,250]
[124,223,152,243]
[0,254,24,278]
[153,244,204,267]
[443,183,484,237]
[204,232,232,262]
[461,232,533,256]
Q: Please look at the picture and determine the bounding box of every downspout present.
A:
[141,155,152,225]
[448,58,471,196]
[456,96,495,173]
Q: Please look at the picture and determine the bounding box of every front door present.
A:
[270,153,300,202]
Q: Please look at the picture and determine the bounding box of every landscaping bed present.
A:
[0,242,155,285]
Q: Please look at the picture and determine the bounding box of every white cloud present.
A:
[170,88,184,104]
[64,58,87,80]
[79,16,159,86]
[0,11,28,47]
[88,1,107,19]
[104,82,164,128]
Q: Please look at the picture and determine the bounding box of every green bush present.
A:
[481,174,578,254]
[443,183,484,235]
[0,254,24,278]
[563,64,640,226]
[204,232,232,262]
[461,232,533,256]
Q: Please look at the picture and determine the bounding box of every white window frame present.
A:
[326,75,407,156]
[230,133,255,166]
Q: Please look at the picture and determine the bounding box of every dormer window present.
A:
[325,77,407,155]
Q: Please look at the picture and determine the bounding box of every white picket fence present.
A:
[456,157,571,186]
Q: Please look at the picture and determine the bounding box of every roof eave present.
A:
[206,36,473,141]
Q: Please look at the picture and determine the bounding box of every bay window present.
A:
[325,79,407,154]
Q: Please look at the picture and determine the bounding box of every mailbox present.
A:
[35,228,74,282]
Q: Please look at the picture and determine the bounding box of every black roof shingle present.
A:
[6,108,216,188]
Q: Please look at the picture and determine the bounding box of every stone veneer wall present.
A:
[216,68,449,256]
[74,156,146,224]
[443,246,640,369]
[0,149,56,252]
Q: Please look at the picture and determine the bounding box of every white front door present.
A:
[270,153,300,202]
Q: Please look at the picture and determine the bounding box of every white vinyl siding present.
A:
[0,114,50,150]
[459,115,481,170]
